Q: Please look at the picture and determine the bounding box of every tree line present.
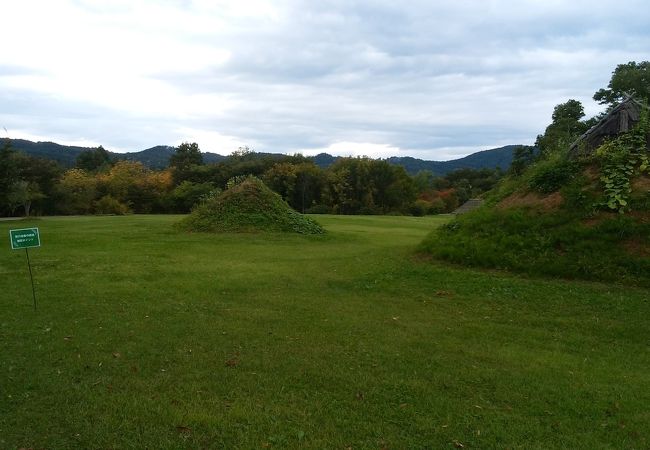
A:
[5,60,646,219]
[0,140,502,217]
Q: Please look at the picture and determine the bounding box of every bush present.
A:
[528,159,580,194]
[95,195,130,215]
[409,199,431,216]
[305,204,331,214]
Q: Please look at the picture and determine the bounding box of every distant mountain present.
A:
[313,145,519,175]
[5,139,519,175]
[386,145,518,175]
[7,139,90,167]
[311,153,338,168]
[117,145,226,168]
[5,139,226,169]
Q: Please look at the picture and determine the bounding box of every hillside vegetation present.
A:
[420,62,650,286]
[420,106,649,285]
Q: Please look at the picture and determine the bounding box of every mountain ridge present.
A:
[5,138,520,175]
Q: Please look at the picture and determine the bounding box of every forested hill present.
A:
[6,139,226,168]
[6,139,518,175]
[311,145,517,175]
[385,145,517,175]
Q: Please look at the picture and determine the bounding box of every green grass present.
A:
[1,214,649,449]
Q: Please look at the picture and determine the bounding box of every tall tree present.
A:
[7,180,45,216]
[76,145,112,172]
[0,139,19,214]
[170,142,203,170]
[535,99,590,156]
[593,61,650,108]
[56,169,98,214]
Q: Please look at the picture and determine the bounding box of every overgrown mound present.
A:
[420,103,650,286]
[177,176,325,234]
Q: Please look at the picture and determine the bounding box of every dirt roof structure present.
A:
[569,97,647,158]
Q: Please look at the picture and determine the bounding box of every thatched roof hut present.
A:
[569,97,647,158]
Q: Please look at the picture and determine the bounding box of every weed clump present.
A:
[177,176,325,234]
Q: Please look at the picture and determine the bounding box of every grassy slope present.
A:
[0,215,649,449]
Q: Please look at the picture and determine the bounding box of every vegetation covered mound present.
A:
[177,176,325,234]
[420,97,650,287]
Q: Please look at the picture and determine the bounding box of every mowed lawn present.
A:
[1,214,649,449]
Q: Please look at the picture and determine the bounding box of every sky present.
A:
[1,0,649,161]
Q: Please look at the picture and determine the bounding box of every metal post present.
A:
[25,248,36,310]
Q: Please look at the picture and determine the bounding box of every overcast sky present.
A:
[1,0,648,160]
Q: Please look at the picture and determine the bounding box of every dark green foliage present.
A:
[594,106,649,212]
[420,208,650,286]
[0,140,63,216]
[528,158,581,194]
[535,99,591,157]
[304,203,331,214]
[508,145,536,176]
[170,142,204,169]
[76,146,112,172]
[177,176,324,234]
[594,61,650,107]
[94,195,130,215]
[167,181,218,213]
[0,139,19,214]
[325,157,417,215]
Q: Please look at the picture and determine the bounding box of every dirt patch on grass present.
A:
[632,175,650,191]
[629,210,650,224]
[584,165,601,182]
[497,191,563,211]
[622,238,650,257]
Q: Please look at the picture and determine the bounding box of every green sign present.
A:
[9,227,41,250]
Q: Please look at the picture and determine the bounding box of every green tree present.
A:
[99,161,172,213]
[413,170,435,192]
[293,162,325,213]
[170,142,203,170]
[593,61,650,107]
[263,162,297,203]
[76,146,112,172]
[56,168,98,214]
[168,181,217,213]
[7,180,45,216]
[509,146,536,176]
[0,139,19,215]
[535,99,590,156]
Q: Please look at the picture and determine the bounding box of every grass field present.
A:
[1,214,649,449]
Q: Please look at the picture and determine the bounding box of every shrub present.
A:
[305,204,331,214]
[528,159,580,194]
[409,199,431,216]
[95,195,130,215]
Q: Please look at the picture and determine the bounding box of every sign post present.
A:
[9,227,40,310]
